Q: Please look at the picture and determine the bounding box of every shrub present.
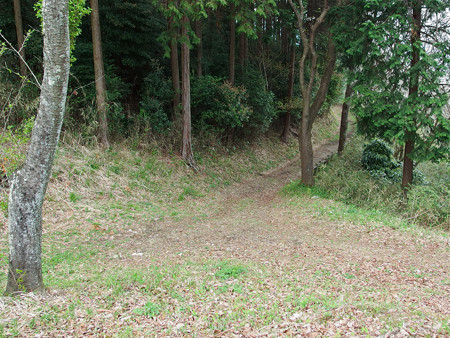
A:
[315,136,448,228]
[191,75,252,135]
[0,116,34,175]
[362,138,424,184]
[138,62,173,134]
[239,69,277,132]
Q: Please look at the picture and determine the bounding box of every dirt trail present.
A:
[127,133,448,283]
[113,131,449,336]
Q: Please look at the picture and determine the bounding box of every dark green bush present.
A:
[239,69,277,132]
[362,139,396,171]
[191,75,252,134]
[315,136,447,228]
[139,62,173,134]
[362,139,425,185]
[362,139,405,184]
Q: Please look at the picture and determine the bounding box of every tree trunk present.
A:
[169,23,181,123]
[6,0,70,295]
[338,82,353,154]
[229,6,236,85]
[13,0,26,77]
[402,1,421,188]
[90,0,109,147]
[181,15,194,165]
[281,44,295,143]
[195,21,202,77]
[300,117,314,186]
[239,33,245,69]
[288,0,336,186]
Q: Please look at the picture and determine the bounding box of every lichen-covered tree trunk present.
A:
[13,0,27,77]
[6,0,70,294]
[90,0,109,147]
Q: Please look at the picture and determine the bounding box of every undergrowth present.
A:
[283,135,448,229]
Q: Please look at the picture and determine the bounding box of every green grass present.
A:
[310,135,449,229]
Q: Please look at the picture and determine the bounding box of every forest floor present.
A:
[0,108,449,336]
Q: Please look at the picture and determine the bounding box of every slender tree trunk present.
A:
[181,15,194,165]
[6,0,70,295]
[402,1,421,188]
[229,6,236,85]
[90,0,109,147]
[338,82,353,154]
[244,35,248,65]
[13,0,26,77]
[289,0,336,186]
[281,44,295,143]
[299,118,314,185]
[239,32,245,69]
[195,20,202,77]
[169,24,181,123]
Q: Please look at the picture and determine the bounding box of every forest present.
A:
[0,0,449,336]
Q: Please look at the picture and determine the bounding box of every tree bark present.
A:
[90,0,109,147]
[181,15,194,165]
[229,6,236,85]
[338,82,353,154]
[13,0,27,77]
[289,0,336,186]
[239,32,245,69]
[6,0,70,295]
[169,21,181,123]
[281,43,295,143]
[195,20,202,77]
[402,1,421,188]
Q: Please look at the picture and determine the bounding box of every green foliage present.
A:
[340,0,450,164]
[34,0,91,62]
[192,75,252,134]
[281,182,329,199]
[239,69,277,132]
[133,302,162,317]
[0,116,34,175]
[66,64,130,138]
[362,139,424,185]
[177,186,204,201]
[214,261,247,280]
[138,62,173,134]
[313,136,447,228]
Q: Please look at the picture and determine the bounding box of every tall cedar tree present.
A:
[340,0,450,187]
[13,0,27,76]
[90,0,109,147]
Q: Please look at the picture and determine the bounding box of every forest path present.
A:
[112,122,449,336]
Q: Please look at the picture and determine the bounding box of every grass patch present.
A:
[309,135,448,229]
[214,260,247,280]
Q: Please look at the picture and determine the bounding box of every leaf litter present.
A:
[0,120,449,336]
